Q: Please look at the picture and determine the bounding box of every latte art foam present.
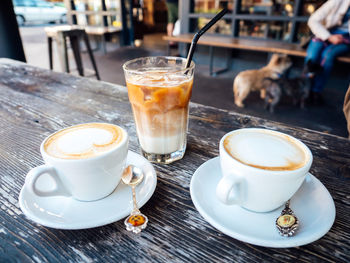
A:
[224,130,307,171]
[44,123,124,159]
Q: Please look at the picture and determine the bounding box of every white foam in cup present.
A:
[217,128,312,212]
[223,129,309,171]
[44,123,125,159]
[26,123,129,201]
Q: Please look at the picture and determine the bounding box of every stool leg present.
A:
[70,35,84,77]
[209,46,214,76]
[56,33,70,73]
[226,49,231,69]
[83,33,100,80]
[167,42,170,56]
[102,34,107,54]
[48,36,53,70]
[63,35,69,73]
[95,35,101,51]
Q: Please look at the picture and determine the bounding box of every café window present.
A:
[73,0,102,26]
[190,17,232,35]
[105,0,122,28]
[183,0,325,44]
[193,0,234,14]
[239,20,292,41]
[301,0,326,16]
[70,0,122,27]
[239,0,295,16]
[295,22,310,43]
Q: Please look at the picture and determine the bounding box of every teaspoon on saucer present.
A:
[122,165,148,233]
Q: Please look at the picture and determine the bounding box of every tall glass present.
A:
[123,57,195,164]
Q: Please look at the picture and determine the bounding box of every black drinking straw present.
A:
[185,8,229,69]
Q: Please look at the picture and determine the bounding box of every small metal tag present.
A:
[124,213,148,234]
[276,201,299,237]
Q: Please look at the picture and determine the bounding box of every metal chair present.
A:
[45,25,100,80]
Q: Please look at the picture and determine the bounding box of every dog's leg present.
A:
[233,80,249,108]
[269,96,280,114]
[260,89,266,99]
[264,101,269,110]
[300,93,308,109]
[264,92,270,110]
[235,88,250,108]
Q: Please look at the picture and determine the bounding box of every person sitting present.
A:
[306,0,350,104]
[165,0,178,47]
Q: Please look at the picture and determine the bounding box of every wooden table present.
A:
[0,58,349,262]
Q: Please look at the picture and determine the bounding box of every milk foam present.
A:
[127,70,192,87]
[56,128,113,154]
[224,130,307,171]
[44,123,123,159]
[138,133,185,154]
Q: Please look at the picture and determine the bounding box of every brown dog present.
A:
[233,54,292,108]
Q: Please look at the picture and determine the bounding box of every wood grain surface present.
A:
[0,59,349,263]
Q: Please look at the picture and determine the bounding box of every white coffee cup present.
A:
[216,128,312,212]
[25,123,129,201]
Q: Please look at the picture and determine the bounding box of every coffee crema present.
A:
[44,123,124,159]
[223,130,308,171]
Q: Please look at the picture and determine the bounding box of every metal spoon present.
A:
[276,200,299,237]
[122,165,148,233]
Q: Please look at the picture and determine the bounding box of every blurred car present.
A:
[13,0,67,26]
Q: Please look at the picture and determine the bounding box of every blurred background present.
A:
[2,0,350,137]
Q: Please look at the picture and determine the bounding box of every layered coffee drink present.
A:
[223,129,309,171]
[123,57,195,164]
[44,123,125,159]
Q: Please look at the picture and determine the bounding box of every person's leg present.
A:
[167,23,174,37]
[312,43,350,92]
[304,39,326,100]
[166,2,178,46]
[305,39,326,64]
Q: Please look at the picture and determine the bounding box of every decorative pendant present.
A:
[276,200,299,237]
[124,213,148,234]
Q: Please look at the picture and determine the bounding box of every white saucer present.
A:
[190,157,336,248]
[19,151,157,230]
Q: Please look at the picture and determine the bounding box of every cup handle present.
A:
[216,175,242,205]
[25,165,71,197]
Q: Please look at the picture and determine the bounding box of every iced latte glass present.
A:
[123,57,195,164]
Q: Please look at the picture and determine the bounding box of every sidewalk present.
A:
[19,26,349,137]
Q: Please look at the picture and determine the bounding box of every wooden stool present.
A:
[45,26,100,80]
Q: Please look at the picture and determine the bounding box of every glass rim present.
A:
[122,56,195,74]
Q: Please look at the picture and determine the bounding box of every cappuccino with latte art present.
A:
[217,128,313,212]
[223,129,308,171]
[26,123,128,201]
[44,123,125,159]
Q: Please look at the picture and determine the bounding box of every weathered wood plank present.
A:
[0,59,349,262]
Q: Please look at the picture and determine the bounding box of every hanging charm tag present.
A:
[124,213,148,234]
[276,201,299,237]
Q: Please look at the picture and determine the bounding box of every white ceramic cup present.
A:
[25,123,129,201]
[216,128,312,212]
